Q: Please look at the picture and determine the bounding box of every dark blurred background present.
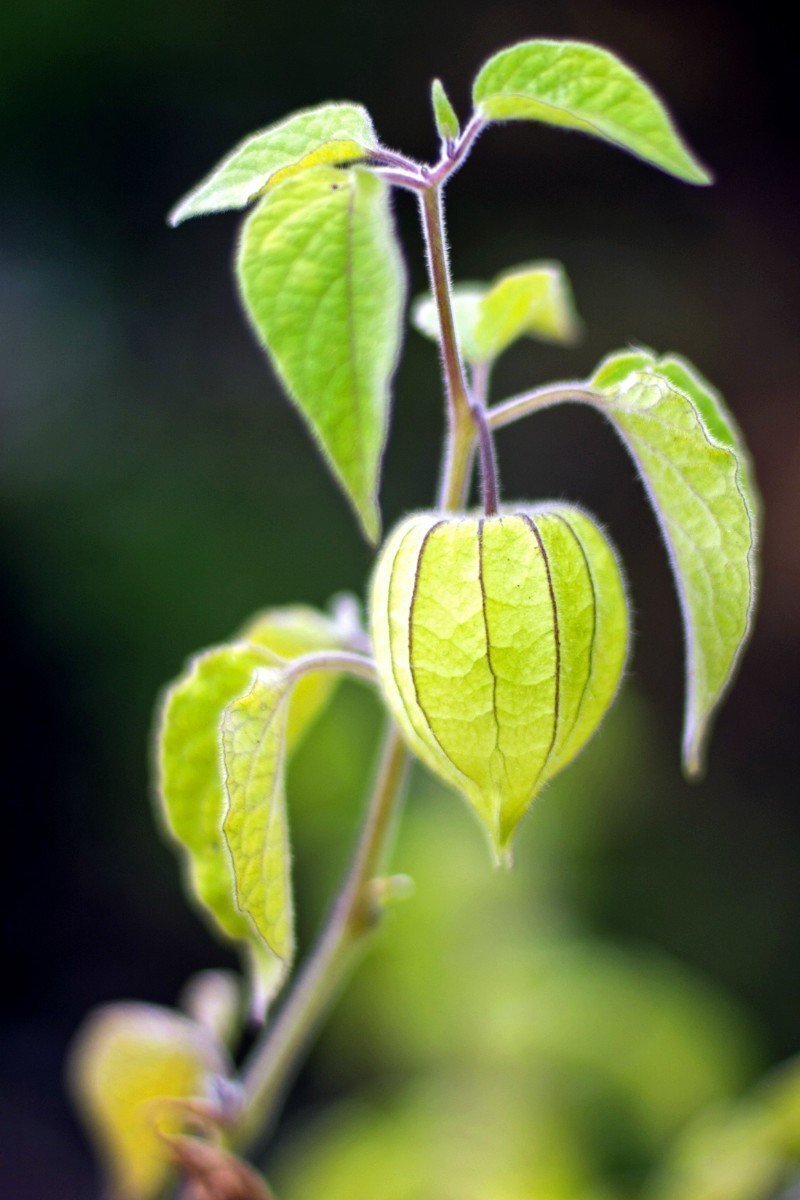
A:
[2,2,798,1197]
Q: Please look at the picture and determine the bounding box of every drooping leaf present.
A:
[169,103,377,225]
[590,349,759,773]
[412,261,580,365]
[155,607,344,1008]
[472,40,711,184]
[237,166,405,541]
[156,642,281,1002]
[221,668,294,979]
[68,1003,228,1200]
[431,78,460,143]
[370,506,629,858]
[157,644,276,943]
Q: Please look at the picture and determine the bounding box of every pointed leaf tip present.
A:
[237,166,404,541]
[169,102,378,225]
[472,40,712,185]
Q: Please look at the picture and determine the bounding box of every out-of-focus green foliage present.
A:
[412,262,581,364]
[68,1003,228,1200]
[267,688,780,1199]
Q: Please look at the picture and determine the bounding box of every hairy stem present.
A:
[487,382,598,430]
[283,649,377,686]
[471,402,500,516]
[419,185,472,426]
[234,726,409,1152]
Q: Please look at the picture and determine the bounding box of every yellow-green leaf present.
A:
[591,350,760,774]
[155,606,344,1007]
[370,506,629,857]
[412,261,580,365]
[472,40,711,185]
[68,1003,227,1200]
[169,103,377,225]
[157,642,277,950]
[221,667,294,978]
[237,166,405,541]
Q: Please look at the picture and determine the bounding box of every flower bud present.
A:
[370,505,628,858]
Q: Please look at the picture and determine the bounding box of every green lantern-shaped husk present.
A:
[370,505,629,861]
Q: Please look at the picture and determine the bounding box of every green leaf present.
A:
[472,40,711,184]
[68,1002,228,1200]
[590,350,759,773]
[412,261,580,365]
[370,506,629,858]
[169,103,377,225]
[237,166,405,541]
[155,605,344,1008]
[431,78,460,143]
[156,642,281,1003]
[221,667,294,979]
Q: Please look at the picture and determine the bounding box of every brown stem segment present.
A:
[419,185,471,425]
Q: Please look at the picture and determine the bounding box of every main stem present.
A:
[233,174,480,1159]
[235,727,408,1151]
[420,183,500,515]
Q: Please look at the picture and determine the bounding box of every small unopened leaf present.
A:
[472,40,711,184]
[590,349,759,772]
[221,668,294,982]
[370,506,628,857]
[237,166,405,541]
[413,261,580,364]
[68,1003,227,1200]
[431,78,460,143]
[169,103,377,225]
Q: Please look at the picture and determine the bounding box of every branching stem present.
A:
[487,382,598,429]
